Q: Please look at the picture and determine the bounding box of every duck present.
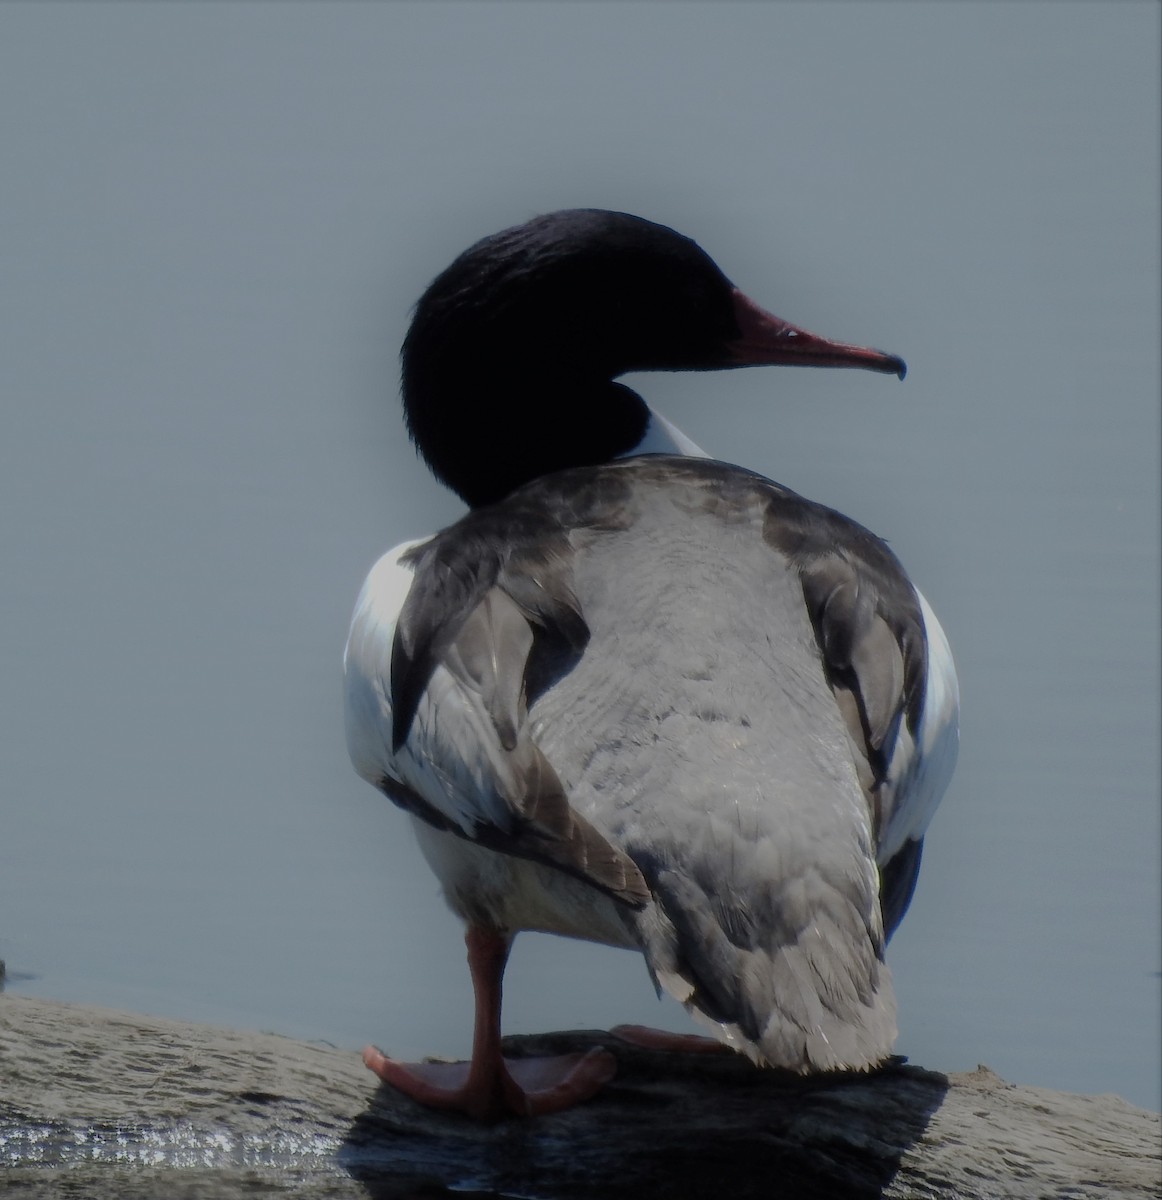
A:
[343,209,959,1121]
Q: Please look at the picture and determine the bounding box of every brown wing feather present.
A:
[396,580,649,908]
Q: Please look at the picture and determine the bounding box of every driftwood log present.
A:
[0,994,1158,1199]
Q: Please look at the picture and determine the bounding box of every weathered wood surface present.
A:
[1,994,1158,1199]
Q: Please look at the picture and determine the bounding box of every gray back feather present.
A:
[392,456,929,1068]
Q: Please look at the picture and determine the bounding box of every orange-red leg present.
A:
[363,926,616,1121]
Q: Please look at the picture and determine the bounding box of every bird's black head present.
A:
[401,210,905,507]
[405,210,741,385]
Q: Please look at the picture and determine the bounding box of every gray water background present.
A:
[1,2,1158,1111]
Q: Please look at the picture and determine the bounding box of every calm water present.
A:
[2,4,1158,1111]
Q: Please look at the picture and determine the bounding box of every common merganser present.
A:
[344,210,959,1120]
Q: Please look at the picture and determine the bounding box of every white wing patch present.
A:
[344,538,519,834]
[343,539,426,789]
[876,589,960,865]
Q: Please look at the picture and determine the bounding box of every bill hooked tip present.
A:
[849,346,908,381]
